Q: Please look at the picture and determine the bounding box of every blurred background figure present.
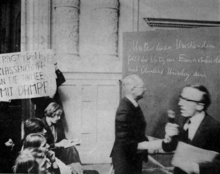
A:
[0,134,16,173]
[24,118,47,138]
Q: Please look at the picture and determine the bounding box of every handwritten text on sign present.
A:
[0,50,56,100]
[126,39,220,81]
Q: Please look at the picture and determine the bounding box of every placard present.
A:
[0,50,56,101]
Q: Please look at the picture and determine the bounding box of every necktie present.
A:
[182,119,191,143]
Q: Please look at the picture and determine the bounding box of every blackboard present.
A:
[123,27,220,138]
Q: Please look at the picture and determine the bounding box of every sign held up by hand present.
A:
[0,50,56,101]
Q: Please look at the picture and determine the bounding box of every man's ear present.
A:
[196,103,204,111]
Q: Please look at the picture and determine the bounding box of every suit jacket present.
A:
[42,117,66,147]
[110,97,148,174]
[162,114,220,174]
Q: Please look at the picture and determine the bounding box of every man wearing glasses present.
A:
[163,84,220,174]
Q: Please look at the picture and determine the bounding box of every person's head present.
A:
[24,118,47,138]
[0,134,14,156]
[178,84,211,118]
[13,148,50,174]
[44,102,63,124]
[23,133,49,149]
[122,74,146,101]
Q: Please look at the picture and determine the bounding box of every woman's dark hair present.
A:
[24,118,45,138]
[23,133,46,149]
[188,84,211,111]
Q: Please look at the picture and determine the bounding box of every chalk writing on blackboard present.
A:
[123,27,220,137]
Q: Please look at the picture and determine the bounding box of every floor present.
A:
[83,164,174,174]
[83,164,113,174]
[82,154,174,174]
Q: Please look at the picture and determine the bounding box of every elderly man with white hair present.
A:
[110,74,149,174]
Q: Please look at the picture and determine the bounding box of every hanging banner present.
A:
[0,50,56,101]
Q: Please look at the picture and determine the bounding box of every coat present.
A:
[162,114,220,174]
[42,117,66,147]
[110,97,148,174]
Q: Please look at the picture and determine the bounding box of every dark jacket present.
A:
[42,117,66,147]
[110,97,148,174]
[162,114,220,174]
[42,117,82,165]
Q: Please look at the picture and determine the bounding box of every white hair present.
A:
[122,74,144,94]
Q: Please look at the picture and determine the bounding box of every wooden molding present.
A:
[144,18,220,28]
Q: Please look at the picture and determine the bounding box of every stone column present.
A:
[79,0,119,60]
[54,0,80,58]
[21,0,51,51]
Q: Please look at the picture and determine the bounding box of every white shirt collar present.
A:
[187,111,205,140]
[190,111,205,125]
[126,96,138,107]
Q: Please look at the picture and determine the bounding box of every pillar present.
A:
[53,0,80,58]
[80,0,119,60]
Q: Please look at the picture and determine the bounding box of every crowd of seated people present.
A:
[0,102,99,174]
[21,133,72,174]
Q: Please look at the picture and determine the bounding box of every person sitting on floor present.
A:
[42,102,100,174]
[23,133,74,174]
[13,147,60,174]
[24,117,83,174]
[42,102,83,173]
[24,118,47,138]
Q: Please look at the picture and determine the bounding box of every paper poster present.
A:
[0,50,56,101]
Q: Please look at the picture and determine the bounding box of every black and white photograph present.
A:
[1,0,220,174]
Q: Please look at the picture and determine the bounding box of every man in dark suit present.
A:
[163,84,220,174]
[110,74,149,174]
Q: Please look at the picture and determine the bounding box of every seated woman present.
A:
[13,147,60,174]
[23,133,75,174]
[23,118,84,174]
[42,103,81,164]
[24,118,47,138]
[42,102,99,174]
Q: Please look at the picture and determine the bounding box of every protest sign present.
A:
[0,50,56,101]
